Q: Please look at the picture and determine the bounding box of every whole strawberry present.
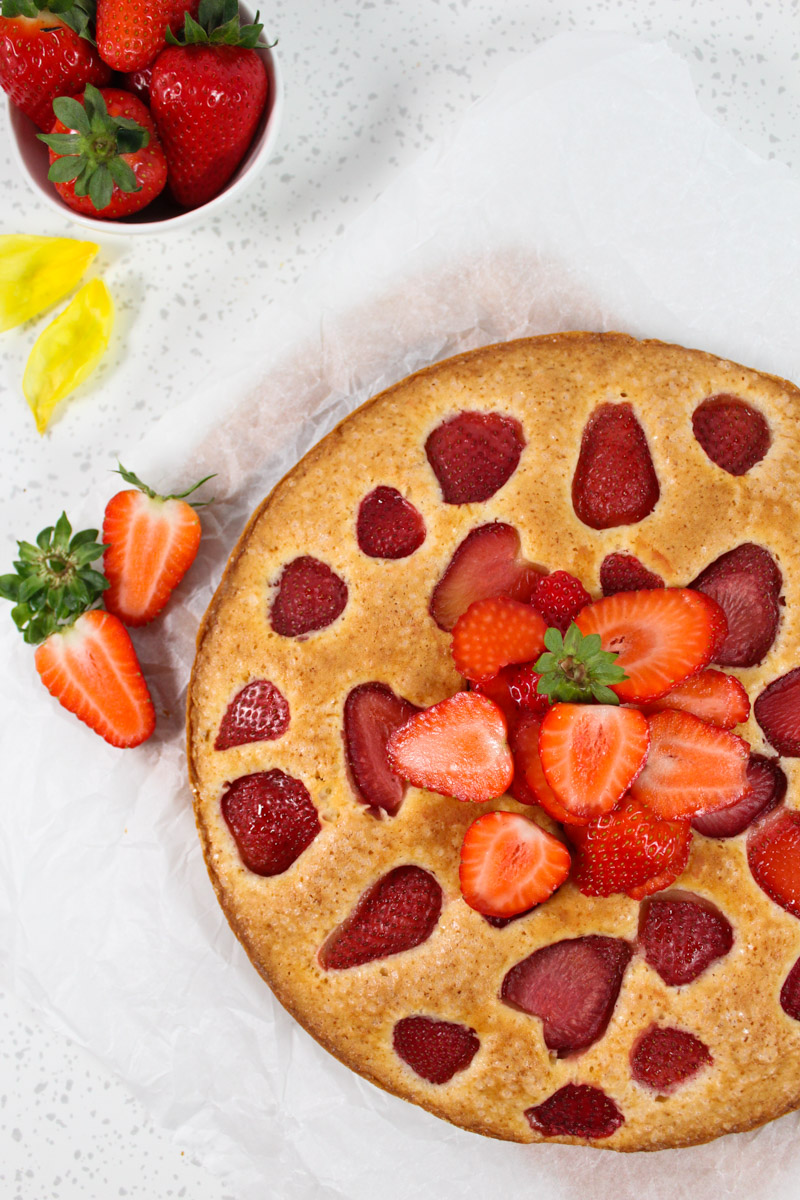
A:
[0,0,111,130]
[38,83,167,217]
[96,0,200,72]
[149,0,269,209]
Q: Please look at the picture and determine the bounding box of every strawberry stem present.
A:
[114,462,216,506]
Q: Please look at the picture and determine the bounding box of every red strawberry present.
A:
[501,936,632,1055]
[0,0,111,131]
[747,807,800,918]
[630,709,750,820]
[97,0,200,71]
[531,570,591,634]
[510,714,585,823]
[630,1025,712,1093]
[644,668,750,729]
[458,811,571,918]
[214,678,290,750]
[525,1084,624,1140]
[221,769,320,875]
[392,1016,479,1084]
[599,552,664,596]
[356,486,426,559]
[0,513,155,748]
[692,394,771,476]
[451,596,548,683]
[638,894,734,985]
[40,85,167,218]
[506,663,549,716]
[754,666,800,757]
[120,64,154,102]
[319,865,442,970]
[690,542,782,667]
[572,402,659,530]
[424,411,525,504]
[691,753,786,839]
[386,691,513,803]
[429,522,543,632]
[780,956,800,1022]
[575,588,727,704]
[471,667,520,729]
[149,0,269,209]
[343,682,420,816]
[568,797,692,899]
[270,556,348,637]
[538,704,650,822]
[102,465,211,626]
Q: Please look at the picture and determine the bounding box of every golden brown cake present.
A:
[187,331,800,1151]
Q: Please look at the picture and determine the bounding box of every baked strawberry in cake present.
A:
[188,332,800,1151]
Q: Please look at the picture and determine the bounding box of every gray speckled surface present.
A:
[2,0,800,1195]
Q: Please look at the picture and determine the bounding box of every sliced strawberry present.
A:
[459,811,570,918]
[690,543,782,667]
[538,704,650,821]
[387,690,513,803]
[392,1016,480,1084]
[630,1025,712,1093]
[569,797,692,899]
[692,395,771,476]
[630,709,750,820]
[525,1083,624,1139]
[451,596,548,683]
[638,894,734,985]
[356,486,426,559]
[221,769,321,876]
[780,957,800,1021]
[572,402,659,530]
[644,669,750,729]
[531,571,591,634]
[747,808,800,918]
[692,753,786,838]
[510,714,584,823]
[574,588,727,704]
[471,668,520,729]
[215,679,290,749]
[425,411,525,504]
[599,552,664,596]
[506,663,550,716]
[754,667,800,757]
[343,682,420,816]
[319,865,442,969]
[429,522,543,632]
[270,556,348,637]
[501,936,632,1055]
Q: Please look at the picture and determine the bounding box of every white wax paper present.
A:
[4,31,800,1200]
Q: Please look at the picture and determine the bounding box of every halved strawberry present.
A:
[574,588,728,703]
[356,486,426,559]
[525,1083,624,1140]
[392,1016,479,1084]
[270,555,348,637]
[692,395,771,476]
[691,753,786,839]
[638,894,734,985]
[221,769,320,876]
[630,709,750,820]
[630,1025,712,1093]
[754,667,800,757]
[451,596,548,683]
[215,679,290,749]
[510,714,586,824]
[599,552,664,596]
[459,810,570,918]
[568,797,692,899]
[531,571,591,634]
[319,865,442,969]
[386,690,513,803]
[690,543,782,667]
[425,411,525,504]
[747,808,800,918]
[429,522,543,632]
[644,669,750,729]
[538,704,650,821]
[572,402,659,530]
[343,682,420,816]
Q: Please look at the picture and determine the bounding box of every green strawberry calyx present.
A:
[115,462,217,507]
[535,623,629,705]
[167,0,272,48]
[37,84,148,211]
[1,0,98,41]
[0,512,108,645]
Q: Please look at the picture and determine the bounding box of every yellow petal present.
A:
[0,235,99,332]
[23,279,114,434]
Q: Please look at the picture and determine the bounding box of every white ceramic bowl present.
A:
[7,22,283,235]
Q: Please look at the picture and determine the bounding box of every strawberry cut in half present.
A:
[387,690,513,803]
[459,810,571,918]
[643,668,750,730]
[538,704,650,822]
[568,797,692,899]
[574,587,728,704]
[510,714,588,825]
[429,522,544,632]
[747,808,800,919]
[451,595,548,683]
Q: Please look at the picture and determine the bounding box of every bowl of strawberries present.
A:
[2,0,283,231]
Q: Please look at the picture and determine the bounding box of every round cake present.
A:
[187,331,800,1151]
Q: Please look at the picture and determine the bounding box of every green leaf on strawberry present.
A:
[535,623,628,705]
[167,0,268,47]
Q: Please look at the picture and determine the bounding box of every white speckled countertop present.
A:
[2,1,800,1196]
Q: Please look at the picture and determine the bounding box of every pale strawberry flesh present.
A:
[639,895,734,985]
[572,402,659,530]
[525,1083,624,1139]
[459,811,571,917]
[692,395,771,476]
[215,679,290,749]
[690,543,782,667]
[747,807,800,918]
[630,1025,712,1092]
[270,555,348,637]
[429,522,543,632]
[221,769,321,876]
[356,486,426,559]
[425,411,525,504]
[600,552,664,595]
[319,865,442,970]
[501,936,632,1056]
[392,1016,480,1084]
[754,667,800,757]
[538,704,650,821]
[692,753,786,838]
[343,682,420,816]
[780,956,800,1021]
